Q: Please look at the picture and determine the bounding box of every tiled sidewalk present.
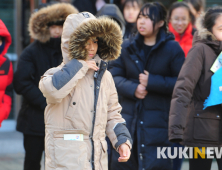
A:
[0,153,24,170]
[0,131,44,170]
[0,153,44,170]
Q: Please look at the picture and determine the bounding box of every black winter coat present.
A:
[109,30,185,170]
[14,38,62,136]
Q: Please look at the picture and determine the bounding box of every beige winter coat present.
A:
[39,12,132,170]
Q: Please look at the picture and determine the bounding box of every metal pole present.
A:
[15,0,22,119]
[30,0,35,13]
[30,0,35,43]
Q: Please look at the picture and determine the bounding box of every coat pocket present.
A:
[65,86,81,120]
[193,114,220,142]
[53,130,88,170]
[99,140,108,170]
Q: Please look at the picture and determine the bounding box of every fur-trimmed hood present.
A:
[61,12,122,64]
[195,14,217,41]
[0,20,11,61]
[193,15,222,54]
[29,3,78,43]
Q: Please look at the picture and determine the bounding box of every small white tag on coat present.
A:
[64,134,83,141]
[219,86,222,91]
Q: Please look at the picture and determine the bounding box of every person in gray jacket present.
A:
[96,4,126,36]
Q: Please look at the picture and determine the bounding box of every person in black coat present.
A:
[13,3,78,170]
[109,2,185,170]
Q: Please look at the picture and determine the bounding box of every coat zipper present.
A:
[90,76,97,170]
[90,61,107,170]
[91,63,100,170]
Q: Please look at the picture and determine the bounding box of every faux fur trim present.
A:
[68,17,122,61]
[29,3,78,43]
[196,14,217,41]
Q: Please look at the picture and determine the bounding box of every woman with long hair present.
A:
[109,2,185,170]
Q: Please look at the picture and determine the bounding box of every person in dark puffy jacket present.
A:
[0,20,13,127]
[109,2,185,170]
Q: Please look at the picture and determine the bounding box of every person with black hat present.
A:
[13,3,78,170]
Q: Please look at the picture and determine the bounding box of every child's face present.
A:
[137,14,153,37]
[85,38,98,60]
[49,25,63,38]
[212,14,222,41]
[123,1,140,23]
[137,10,163,38]
[170,7,191,34]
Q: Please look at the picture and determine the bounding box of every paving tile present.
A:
[0,153,44,170]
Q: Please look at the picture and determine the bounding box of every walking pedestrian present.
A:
[169,6,222,170]
[109,2,185,170]
[0,20,13,127]
[39,12,132,170]
[168,2,196,57]
[13,3,78,170]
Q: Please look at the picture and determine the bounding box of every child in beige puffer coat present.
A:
[39,12,132,170]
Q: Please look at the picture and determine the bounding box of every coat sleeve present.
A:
[0,62,13,127]
[147,47,185,95]
[109,48,139,100]
[168,45,204,142]
[105,72,133,151]
[13,49,47,110]
[39,59,88,104]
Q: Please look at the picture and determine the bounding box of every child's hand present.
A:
[139,70,149,87]
[86,60,99,71]
[118,143,131,162]
[135,84,148,99]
